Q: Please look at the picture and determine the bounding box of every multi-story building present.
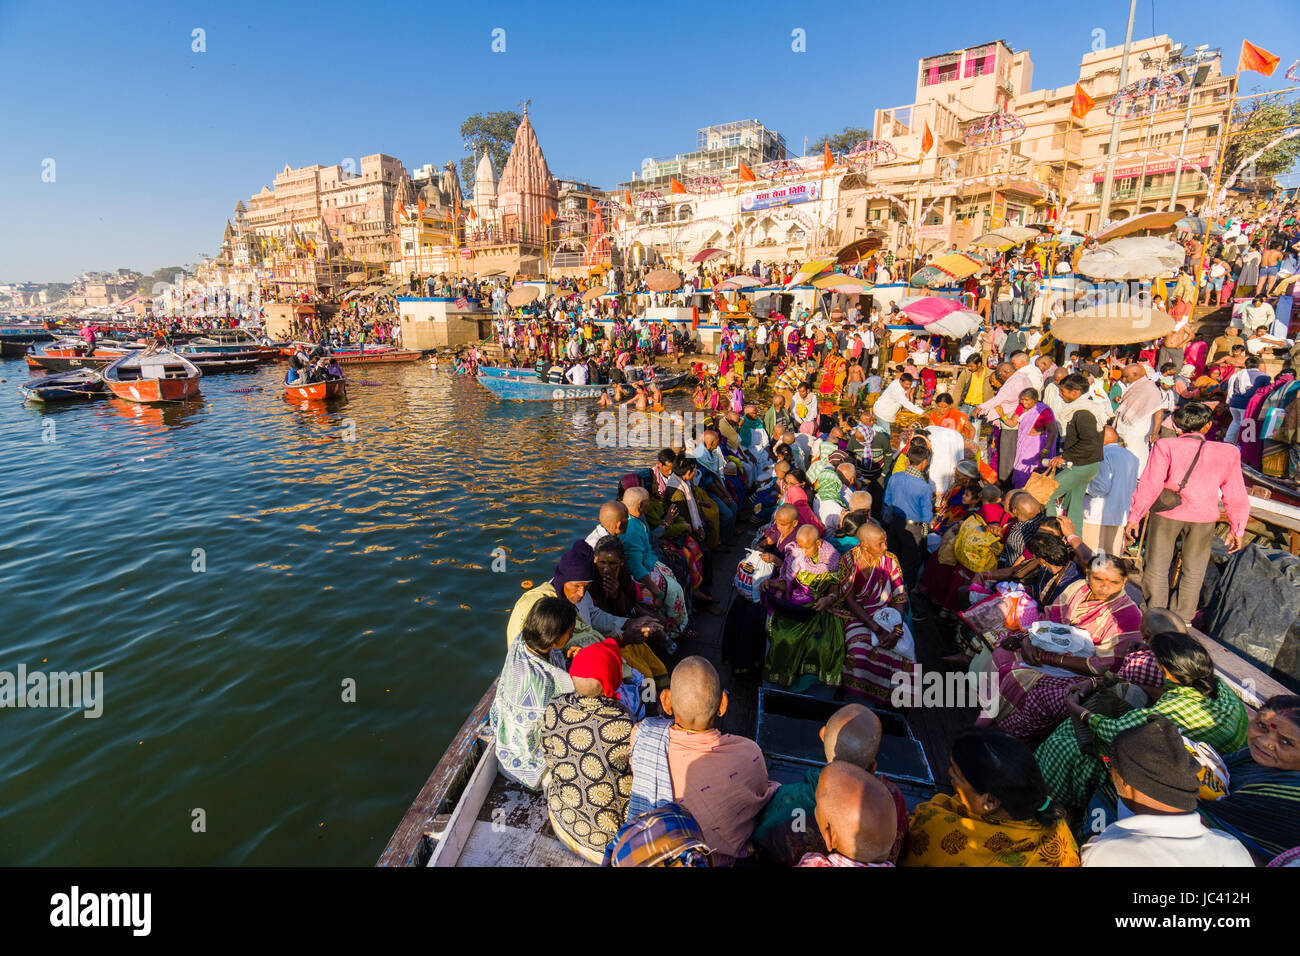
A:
[621,120,788,195]
[320,154,408,267]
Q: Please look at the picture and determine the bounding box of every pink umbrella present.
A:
[899,296,966,323]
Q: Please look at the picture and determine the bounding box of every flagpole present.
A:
[1190,70,1239,308]
[1097,0,1139,226]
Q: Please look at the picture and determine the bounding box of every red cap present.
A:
[569,638,622,697]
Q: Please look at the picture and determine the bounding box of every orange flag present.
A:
[921,122,934,155]
[417,197,426,217]
[670,177,687,194]
[1238,39,1280,76]
[623,188,632,205]
[396,201,407,220]
[738,162,756,182]
[469,205,478,220]
[823,143,833,171]
[587,196,598,212]
[1070,82,1095,120]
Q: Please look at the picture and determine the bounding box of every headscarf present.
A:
[551,541,596,595]
[783,485,825,534]
[569,638,622,698]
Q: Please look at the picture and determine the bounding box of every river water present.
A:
[0,358,661,864]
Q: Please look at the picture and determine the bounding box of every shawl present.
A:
[899,794,1080,867]
[1047,389,1109,434]
[690,441,726,479]
[1198,749,1300,860]
[628,717,675,818]
[489,637,574,789]
[664,473,703,530]
[1115,374,1164,426]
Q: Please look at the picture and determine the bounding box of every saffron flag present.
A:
[738,162,756,182]
[823,143,833,171]
[624,188,632,205]
[1238,39,1280,76]
[396,201,407,220]
[670,177,687,194]
[587,196,598,212]
[1070,82,1095,120]
[469,205,478,220]
[921,122,934,155]
[418,197,427,217]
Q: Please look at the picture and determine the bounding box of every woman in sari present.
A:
[588,537,679,657]
[507,541,665,682]
[1005,388,1056,487]
[836,521,917,706]
[982,552,1160,743]
[763,524,845,689]
[818,352,847,404]
[780,468,825,534]
[724,504,801,674]
[1198,695,1300,863]
[1036,630,1249,813]
[901,727,1080,867]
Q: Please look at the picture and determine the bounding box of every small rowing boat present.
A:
[102,348,201,403]
[284,371,347,402]
[18,368,106,403]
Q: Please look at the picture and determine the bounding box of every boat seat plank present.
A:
[456,774,591,867]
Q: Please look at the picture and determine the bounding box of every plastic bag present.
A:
[734,549,775,603]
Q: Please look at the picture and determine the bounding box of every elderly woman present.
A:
[1035,630,1250,813]
[763,524,845,689]
[836,520,916,706]
[490,597,578,789]
[589,537,678,658]
[982,552,1159,743]
[901,727,1080,867]
[1005,388,1056,487]
[507,540,665,682]
[723,504,801,675]
[1198,694,1300,863]
[619,486,690,638]
[779,467,825,534]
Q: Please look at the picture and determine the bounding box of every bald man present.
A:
[629,657,776,865]
[801,763,900,866]
[584,500,628,548]
[847,489,873,515]
[752,703,908,866]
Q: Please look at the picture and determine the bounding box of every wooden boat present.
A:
[185,331,265,352]
[475,365,537,378]
[0,323,54,344]
[1,339,32,358]
[331,347,423,364]
[102,348,201,403]
[283,371,347,401]
[18,368,106,403]
[476,369,690,402]
[184,352,262,373]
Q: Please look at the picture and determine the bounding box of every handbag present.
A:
[1151,436,1206,514]
[1023,465,1059,506]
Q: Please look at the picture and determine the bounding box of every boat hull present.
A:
[284,378,347,401]
[107,377,201,403]
[18,370,106,403]
[475,370,690,401]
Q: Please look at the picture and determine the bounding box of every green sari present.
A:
[764,550,846,689]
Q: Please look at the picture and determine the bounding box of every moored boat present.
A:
[102,348,201,403]
[17,368,106,403]
[475,369,690,402]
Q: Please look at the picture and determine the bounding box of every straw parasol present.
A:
[834,236,883,265]
[1092,210,1183,243]
[506,285,540,307]
[811,274,873,291]
[644,269,681,292]
[581,286,607,303]
[345,271,366,283]
[1049,305,1174,345]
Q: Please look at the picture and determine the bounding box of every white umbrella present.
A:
[924,310,983,339]
[1076,237,1184,281]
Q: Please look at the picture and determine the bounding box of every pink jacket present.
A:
[1128,434,1250,536]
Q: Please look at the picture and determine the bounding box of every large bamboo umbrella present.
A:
[644,269,681,292]
[811,274,873,291]
[581,286,607,303]
[718,274,762,290]
[506,285,540,307]
[1093,210,1183,243]
[1050,305,1174,345]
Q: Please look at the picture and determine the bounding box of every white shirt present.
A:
[1082,442,1141,527]
[873,379,924,424]
[816,495,844,534]
[565,363,588,385]
[1023,365,1045,392]
[1226,367,1266,403]
[1240,302,1275,332]
[924,425,966,498]
[1081,812,1254,867]
[790,391,817,426]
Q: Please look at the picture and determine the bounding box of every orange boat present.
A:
[102,348,202,403]
[283,372,347,402]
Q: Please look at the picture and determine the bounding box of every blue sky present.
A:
[2,0,1298,282]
